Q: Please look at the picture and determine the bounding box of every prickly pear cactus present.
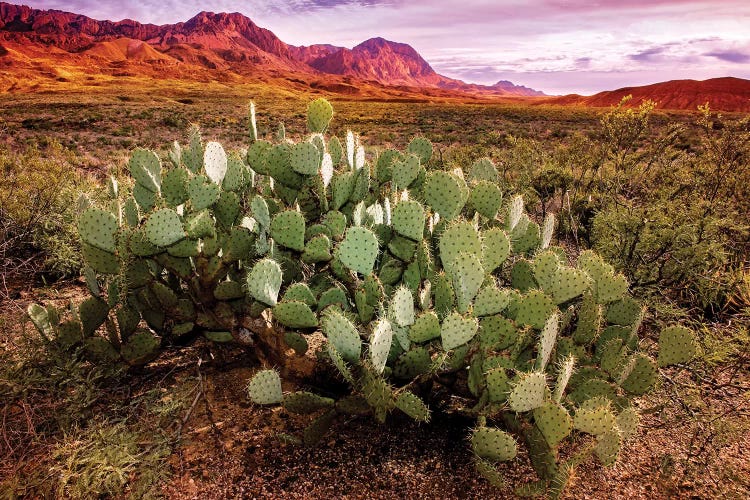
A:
[27,99,697,497]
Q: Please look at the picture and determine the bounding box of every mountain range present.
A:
[0,2,542,98]
[1,2,749,111]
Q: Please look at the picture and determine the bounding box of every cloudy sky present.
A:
[23,0,750,95]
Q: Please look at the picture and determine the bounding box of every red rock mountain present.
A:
[0,2,542,97]
[545,77,750,112]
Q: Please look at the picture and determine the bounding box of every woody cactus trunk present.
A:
[29,99,697,496]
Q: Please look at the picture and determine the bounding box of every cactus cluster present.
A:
[29,98,696,496]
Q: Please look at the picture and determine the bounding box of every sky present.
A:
[21,0,750,95]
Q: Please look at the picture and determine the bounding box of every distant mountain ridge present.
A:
[0,2,544,97]
[543,77,750,112]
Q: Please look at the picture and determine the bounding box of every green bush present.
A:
[0,141,96,281]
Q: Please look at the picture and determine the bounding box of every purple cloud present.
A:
[705,50,750,63]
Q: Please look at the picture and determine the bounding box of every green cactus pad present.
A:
[395,391,431,422]
[577,250,628,304]
[211,281,243,301]
[512,219,541,255]
[183,126,204,173]
[369,319,393,374]
[616,407,639,441]
[515,290,556,330]
[290,142,321,175]
[424,171,465,219]
[535,312,559,372]
[321,309,361,363]
[144,208,184,247]
[327,135,343,165]
[270,210,306,252]
[469,180,503,219]
[439,221,482,272]
[468,157,498,183]
[486,367,511,402]
[273,301,318,329]
[222,152,251,192]
[473,285,510,317]
[268,143,304,189]
[327,343,354,384]
[307,98,334,133]
[440,312,478,351]
[432,272,455,319]
[246,258,282,306]
[362,370,395,423]
[167,237,199,258]
[283,283,316,307]
[407,137,433,164]
[336,226,379,276]
[214,191,241,228]
[600,338,628,378]
[658,325,697,367]
[121,331,160,365]
[283,391,335,414]
[605,297,643,326]
[408,311,441,343]
[568,378,617,406]
[247,369,283,405]
[187,175,221,211]
[302,409,336,446]
[322,211,347,241]
[481,228,511,274]
[574,404,616,436]
[619,353,658,395]
[161,167,189,206]
[392,200,425,242]
[471,427,517,462]
[375,149,400,182]
[84,337,120,364]
[331,171,356,210]
[390,286,415,327]
[183,210,215,240]
[479,315,518,350]
[509,371,547,412]
[595,428,622,466]
[133,183,156,211]
[283,331,308,355]
[391,153,421,191]
[128,148,161,193]
[387,235,417,262]
[511,259,537,292]
[392,347,432,379]
[82,243,119,274]
[250,195,271,229]
[534,250,592,304]
[449,251,484,314]
[573,292,602,345]
[534,402,573,447]
[78,208,118,253]
[553,355,576,403]
[79,297,109,337]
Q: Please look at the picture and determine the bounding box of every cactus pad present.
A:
[407,137,433,164]
[408,311,441,343]
[336,226,379,276]
[473,285,510,317]
[439,221,482,272]
[509,371,547,412]
[392,347,432,379]
[534,402,573,447]
[282,391,334,414]
[392,153,421,190]
[307,98,334,133]
[619,354,658,394]
[188,175,221,211]
[486,367,511,402]
[322,309,361,363]
[246,258,282,306]
[595,429,622,466]
[390,286,415,327]
[392,200,425,241]
[471,427,517,462]
[658,325,696,367]
[143,208,184,247]
[270,210,306,252]
[481,228,511,274]
[574,404,616,436]
[440,312,478,351]
[479,315,518,350]
[424,171,466,219]
[469,180,503,219]
[78,208,118,253]
[128,148,161,192]
[370,319,393,374]
[247,369,283,405]
[515,290,556,330]
[121,331,160,365]
[290,142,320,175]
[395,391,431,422]
[535,312,559,372]
[204,141,228,185]
[273,301,318,329]
[468,157,498,183]
[449,251,484,313]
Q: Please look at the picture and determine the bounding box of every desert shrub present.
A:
[27,99,696,497]
[0,141,96,282]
